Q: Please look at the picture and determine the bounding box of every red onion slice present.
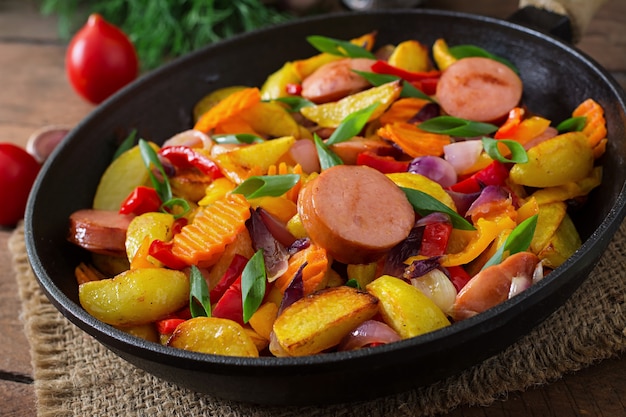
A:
[443,140,483,174]
[338,320,401,351]
[246,208,289,282]
[408,155,457,188]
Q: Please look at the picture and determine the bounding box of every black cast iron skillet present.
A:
[25,8,626,405]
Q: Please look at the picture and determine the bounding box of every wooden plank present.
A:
[0,42,93,146]
[0,380,37,417]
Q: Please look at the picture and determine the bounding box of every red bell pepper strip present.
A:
[171,217,188,235]
[119,186,161,215]
[148,239,188,270]
[371,60,441,82]
[356,151,409,174]
[445,265,472,292]
[495,107,524,139]
[156,318,186,335]
[285,83,302,96]
[159,146,223,179]
[448,161,510,194]
[212,275,244,325]
[419,221,453,257]
[411,78,439,96]
[209,254,249,304]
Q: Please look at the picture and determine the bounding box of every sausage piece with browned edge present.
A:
[436,57,523,123]
[301,58,376,104]
[450,251,540,321]
[298,165,415,265]
[68,209,134,257]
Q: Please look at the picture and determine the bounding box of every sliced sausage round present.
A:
[68,209,134,257]
[436,57,523,123]
[301,58,376,104]
[298,165,415,264]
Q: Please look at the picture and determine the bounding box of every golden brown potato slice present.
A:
[367,275,450,339]
[272,286,379,356]
[79,268,189,326]
[167,317,259,357]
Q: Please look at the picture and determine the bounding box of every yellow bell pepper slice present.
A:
[198,177,236,207]
[260,62,301,100]
[432,38,457,71]
[248,196,297,224]
[300,81,402,128]
[438,216,517,267]
[387,172,456,211]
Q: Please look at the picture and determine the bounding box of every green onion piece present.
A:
[449,44,519,74]
[273,96,315,112]
[314,133,344,171]
[232,174,300,199]
[306,35,375,59]
[401,187,475,230]
[556,116,587,133]
[352,70,433,101]
[161,197,192,219]
[242,250,267,323]
[481,214,538,270]
[138,139,172,203]
[326,102,380,145]
[189,265,211,318]
[345,279,361,290]
[212,133,264,144]
[418,116,498,137]
[482,137,529,164]
[113,129,137,160]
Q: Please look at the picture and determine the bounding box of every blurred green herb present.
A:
[38,0,294,71]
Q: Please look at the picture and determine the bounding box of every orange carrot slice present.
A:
[379,97,430,125]
[194,87,261,133]
[274,244,330,296]
[171,193,252,267]
[572,98,607,150]
[377,122,450,157]
[75,262,103,285]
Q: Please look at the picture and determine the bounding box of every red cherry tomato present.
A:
[0,143,41,227]
[66,13,138,104]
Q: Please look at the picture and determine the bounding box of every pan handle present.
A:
[517,0,608,43]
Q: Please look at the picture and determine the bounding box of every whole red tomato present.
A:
[66,13,138,104]
[0,143,41,227]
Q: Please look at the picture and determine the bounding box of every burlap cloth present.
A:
[9,220,626,417]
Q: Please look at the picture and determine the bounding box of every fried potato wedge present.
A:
[272,286,379,356]
[167,317,259,357]
[509,132,594,187]
[367,275,450,339]
[79,268,189,326]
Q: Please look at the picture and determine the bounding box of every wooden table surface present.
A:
[1,1,625,415]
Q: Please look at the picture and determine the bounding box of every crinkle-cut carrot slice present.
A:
[193,87,261,133]
[75,262,104,285]
[593,138,607,159]
[273,244,330,296]
[379,97,430,125]
[377,122,450,157]
[572,98,607,150]
[171,193,251,267]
